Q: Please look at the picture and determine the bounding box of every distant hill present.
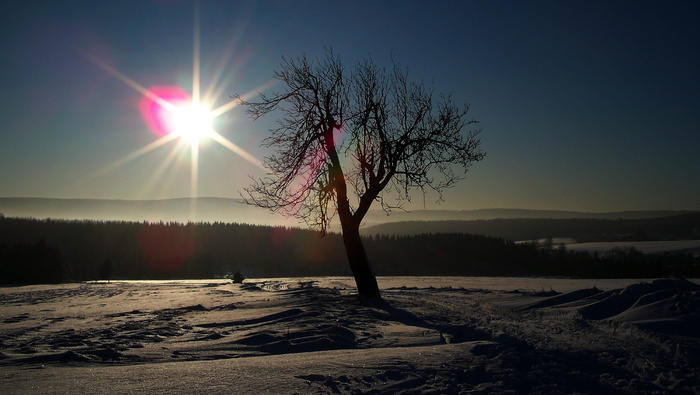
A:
[0,197,696,234]
[361,213,700,243]
[360,208,695,226]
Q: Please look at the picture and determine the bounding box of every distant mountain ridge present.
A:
[361,213,700,243]
[360,208,696,225]
[0,197,696,229]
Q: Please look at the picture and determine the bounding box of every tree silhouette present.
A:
[240,50,485,297]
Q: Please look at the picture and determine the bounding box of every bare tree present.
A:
[241,50,484,297]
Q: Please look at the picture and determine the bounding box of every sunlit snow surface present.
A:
[1,277,698,394]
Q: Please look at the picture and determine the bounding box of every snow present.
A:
[1,277,698,394]
[565,240,700,255]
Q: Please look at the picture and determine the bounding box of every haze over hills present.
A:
[0,197,295,227]
[0,197,696,229]
[359,208,696,225]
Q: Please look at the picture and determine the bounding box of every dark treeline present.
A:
[366,233,698,279]
[1,216,698,284]
[362,213,700,242]
[0,216,348,283]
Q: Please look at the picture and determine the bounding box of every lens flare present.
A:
[139,86,190,137]
[139,224,194,274]
[79,0,269,210]
[139,86,214,144]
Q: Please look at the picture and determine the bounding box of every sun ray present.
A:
[209,131,266,171]
[191,140,199,197]
[204,61,232,106]
[208,98,240,120]
[141,141,188,198]
[190,140,199,218]
[209,79,278,119]
[84,132,180,183]
[188,0,202,220]
[201,34,251,111]
[192,0,201,107]
[79,50,177,113]
[116,133,181,166]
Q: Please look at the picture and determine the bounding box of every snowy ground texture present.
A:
[1,277,698,394]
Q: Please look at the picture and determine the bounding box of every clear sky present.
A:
[1,0,698,212]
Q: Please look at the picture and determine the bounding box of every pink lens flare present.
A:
[139,86,191,136]
[138,224,194,274]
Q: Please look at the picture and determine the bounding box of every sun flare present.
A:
[80,0,268,207]
[170,103,214,143]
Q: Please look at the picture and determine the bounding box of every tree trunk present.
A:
[324,124,381,298]
[341,223,381,298]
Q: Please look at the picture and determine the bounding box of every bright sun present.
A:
[82,0,268,203]
[170,103,214,143]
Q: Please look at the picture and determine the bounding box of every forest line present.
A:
[1,215,698,284]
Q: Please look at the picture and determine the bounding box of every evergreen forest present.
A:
[1,215,697,285]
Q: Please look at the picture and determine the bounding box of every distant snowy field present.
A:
[520,238,700,256]
[565,240,700,255]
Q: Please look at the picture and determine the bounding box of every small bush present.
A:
[232,271,245,284]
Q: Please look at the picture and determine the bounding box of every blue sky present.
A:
[1,0,698,212]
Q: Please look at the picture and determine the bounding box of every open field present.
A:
[1,277,698,394]
[565,240,700,256]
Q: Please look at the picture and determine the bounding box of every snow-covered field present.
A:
[565,240,700,255]
[519,239,700,256]
[1,277,698,394]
